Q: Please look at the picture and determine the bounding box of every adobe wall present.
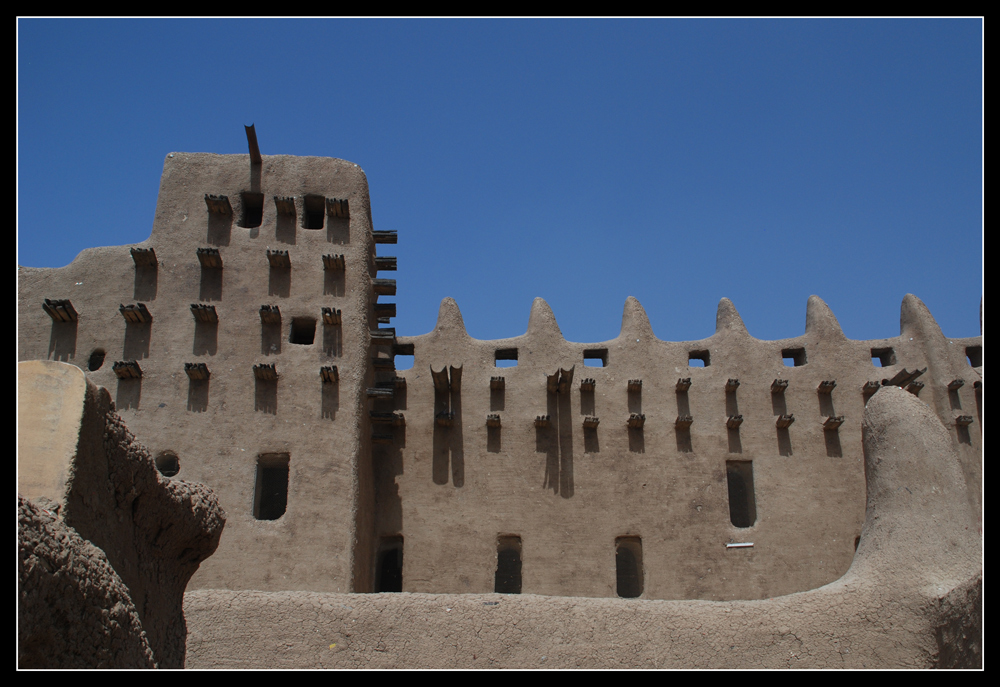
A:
[379,293,981,600]
[17,150,981,605]
[184,387,981,668]
[18,154,380,594]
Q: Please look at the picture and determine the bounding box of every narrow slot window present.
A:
[726,460,757,528]
[240,191,264,228]
[615,536,643,598]
[495,348,518,368]
[584,348,608,368]
[290,317,316,345]
[494,536,522,594]
[303,194,325,229]
[375,536,403,592]
[254,454,289,521]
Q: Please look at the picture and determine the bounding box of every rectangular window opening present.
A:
[240,191,264,228]
[303,194,326,230]
[966,345,982,367]
[375,536,403,593]
[688,350,710,367]
[290,317,316,345]
[726,460,757,528]
[395,354,415,371]
[584,348,608,368]
[253,454,289,521]
[494,535,522,594]
[495,348,518,368]
[615,536,643,598]
[871,347,895,368]
[781,347,807,367]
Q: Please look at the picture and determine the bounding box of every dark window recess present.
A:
[240,191,264,228]
[966,345,982,367]
[871,347,896,367]
[254,454,290,521]
[303,194,325,229]
[290,318,316,345]
[495,348,518,368]
[375,536,403,592]
[726,460,757,528]
[88,349,106,371]
[494,536,523,594]
[155,451,180,478]
[689,350,710,367]
[615,537,643,599]
[584,348,608,367]
[782,347,807,367]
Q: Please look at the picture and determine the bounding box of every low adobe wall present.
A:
[184,386,980,669]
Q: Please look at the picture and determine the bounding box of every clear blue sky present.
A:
[17,19,983,345]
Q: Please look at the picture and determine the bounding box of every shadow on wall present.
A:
[255,378,277,414]
[188,379,209,413]
[199,267,223,301]
[48,321,77,362]
[116,378,141,410]
[321,379,339,420]
[123,322,151,360]
[262,322,282,356]
[134,265,157,302]
[207,213,231,247]
[193,320,218,356]
[327,216,349,245]
[541,389,575,498]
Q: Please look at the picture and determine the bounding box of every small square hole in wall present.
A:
[871,347,896,367]
[395,354,414,371]
[782,347,807,367]
[584,348,608,367]
[966,345,982,367]
[688,350,710,367]
[290,318,316,345]
[240,191,264,228]
[495,348,518,368]
[303,195,325,230]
